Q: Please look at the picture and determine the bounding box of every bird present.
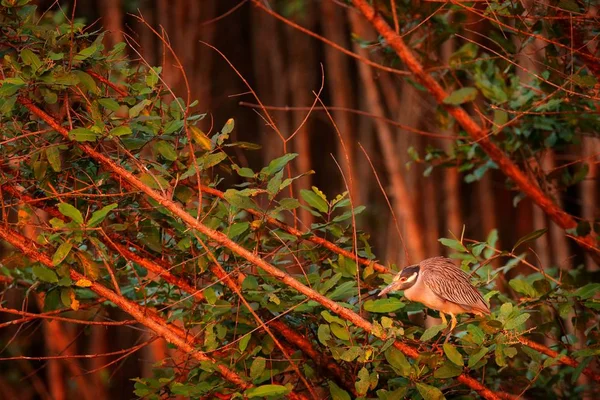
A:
[378,256,490,336]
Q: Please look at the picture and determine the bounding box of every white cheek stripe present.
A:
[405,272,417,283]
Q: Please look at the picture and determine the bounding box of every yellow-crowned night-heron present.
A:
[378,256,490,334]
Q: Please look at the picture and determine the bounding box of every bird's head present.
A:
[378,265,420,297]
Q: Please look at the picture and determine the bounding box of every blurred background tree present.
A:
[0,0,599,399]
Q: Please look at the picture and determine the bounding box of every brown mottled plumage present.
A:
[378,257,490,336]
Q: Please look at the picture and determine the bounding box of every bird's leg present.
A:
[450,313,458,333]
[439,312,448,327]
[444,314,459,343]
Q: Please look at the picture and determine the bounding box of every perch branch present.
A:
[17,97,508,400]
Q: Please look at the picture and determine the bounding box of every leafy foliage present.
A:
[0,2,598,400]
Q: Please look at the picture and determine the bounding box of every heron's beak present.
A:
[378,281,402,297]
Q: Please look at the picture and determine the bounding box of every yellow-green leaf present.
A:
[328,381,351,400]
[45,146,61,172]
[443,343,464,366]
[364,298,405,313]
[33,265,58,283]
[52,241,73,266]
[443,87,478,105]
[250,357,265,380]
[68,128,98,142]
[87,203,118,227]
[109,125,132,137]
[58,203,84,224]
[245,385,289,398]
[330,323,350,340]
[416,382,445,400]
[155,140,178,161]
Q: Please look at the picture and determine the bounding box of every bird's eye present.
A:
[399,277,406,282]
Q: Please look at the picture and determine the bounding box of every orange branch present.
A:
[86,69,128,97]
[0,225,251,391]
[518,337,600,383]
[1,182,341,397]
[16,96,510,400]
[349,0,599,262]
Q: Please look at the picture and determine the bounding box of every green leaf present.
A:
[416,382,445,400]
[278,198,300,210]
[72,70,98,93]
[199,152,227,170]
[221,118,235,134]
[43,289,60,311]
[355,367,370,396]
[266,170,283,199]
[439,238,466,252]
[45,146,61,172]
[330,323,350,340]
[467,324,485,345]
[250,356,265,380]
[504,313,530,329]
[468,346,489,368]
[155,140,178,161]
[109,126,132,137]
[509,278,537,297]
[58,203,84,224]
[68,128,98,142]
[21,48,42,70]
[558,0,579,12]
[363,298,405,313]
[328,381,351,400]
[129,99,151,118]
[377,386,409,400]
[164,119,183,135]
[443,87,478,105]
[33,265,59,283]
[485,229,498,258]
[227,222,249,238]
[43,71,79,86]
[223,189,258,211]
[499,302,513,317]
[140,173,169,190]
[574,283,600,299]
[421,323,447,341]
[261,153,298,177]
[98,98,120,111]
[318,324,331,345]
[340,346,362,362]
[434,361,462,378]
[300,189,328,213]
[145,67,160,87]
[42,89,57,104]
[443,343,464,366]
[87,203,118,227]
[60,287,73,307]
[245,385,289,398]
[384,346,411,376]
[322,310,345,325]
[504,347,517,358]
[233,164,254,178]
[238,334,251,352]
[495,345,507,367]
[0,78,26,97]
[512,228,547,251]
[74,43,99,62]
[52,241,73,266]
[327,280,357,301]
[0,96,16,115]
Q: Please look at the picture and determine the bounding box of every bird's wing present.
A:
[421,262,490,314]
